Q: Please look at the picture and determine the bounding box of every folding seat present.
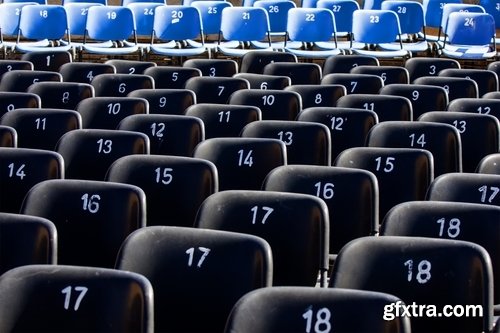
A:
[262,62,322,85]
[241,120,331,166]
[215,7,274,58]
[183,58,238,77]
[80,5,142,61]
[26,81,94,110]
[367,121,462,177]
[252,0,297,50]
[21,178,146,267]
[195,190,329,287]
[448,97,500,121]
[438,12,497,60]
[350,65,410,85]
[419,111,500,173]
[225,287,411,333]
[330,236,494,333]
[379,83,448,120]
[0,70,62,92]
[336,94,413,122]
[413,76,479,102]
[297,106,378,160]
[477,153,500,174]
[124,2,165,53]
[282,8,343,59]
[184,76,249,104]
[191,0,233,51]
[104,59,156,75]
[184,103,262,139]
[404,56,460,83]
[0,265,153,332]
[0,108,82,151]
[347,9,411,61]
[0,92,40,117]
[316,0,363,51]
[0,147,63,213]
[380,0,430,56]
[58,62,116,84]
[117,114,204,156]
[90,73,154,97]
[143,65,201,89]
[193,137,286,190]
[381,200,500,315]
[322,54,379,75]
[128,88,196,115]
[20,50,72,72]
[106,155,217,227]
[148,5,209,60]
[64,2,105,51]
[0,213,56,275]
[239,50,297,74]
[55,129,149,180]
[13,4,73,55]
[284,84,346,108]
[438,68,499,98]
[233,73,291,90]
[0,2,39,57]
[228,89,301,120]
[263,164,378,256]
[0,126,17,148]
[479,0,500,35]
[334,147,434,222]
[421,0,461,43]
[76,96,148,130]
[116,225,272,333]
[321,73,384,95]
[426,172,500,207]
[0,60,33,79]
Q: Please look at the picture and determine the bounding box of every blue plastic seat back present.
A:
[191,1,232,35]
[0,3,37,37]
[441,4,485,32]
[422,0,461,28]
[65,2,104,37]
[362,0,383,9]
[85,5,136,41]
[317,0,359,34]
[219,7,270,41]
[286,8,336,42]
[153,5,203,41]
[19,4,69,40]
[381,0,425,35]
[445,12,495,45]
[352,9,401,44]
[63,0,106,4]
[127,2,164,37]
[479,0,500,28]
[3,0,46,4]
[254,0,296,33]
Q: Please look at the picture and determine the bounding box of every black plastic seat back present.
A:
[350,65,410,85]
[263,164,378,254]
[56,129,149,180]
[366,121,462,176]
[225,287,411,333]
[322,54,379,75]
[413,76,478,101]
[117,114,204,156]
[116,225,273,333]
[241,120,331,165]
[185,103,261,139]
[336,94,413,121]
[0,126,17,147]
[27,81,94,110]
[128,88,195,115]
[263,62,322,85]
[297,107,378,160]
[330,236,494,333]
[240,50,297,74]
[233,73,291,90]
[0,265,154,332]
[447,97,500,122]
[321,73,384,94]
[0,213,56,275]
[143,66,202,89]
[0,70,62,92]
[0,92,40,118]
[91,73,154,97]
[285,84,346,108]
[0,108,82,151]
[439,68,498,97]
[334,147,434,221]
[106,154,218,227]
[183,58,238,77]
[404,57,460,82]
[229,89,302,120]
[0,147,64,213]
[194,190,330,287]
[20,179,147,267]
[59,62,116,84]
[185,76,249,104]
[105,59,157,74]
[21,50,72,72]
[477,153,500,174]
